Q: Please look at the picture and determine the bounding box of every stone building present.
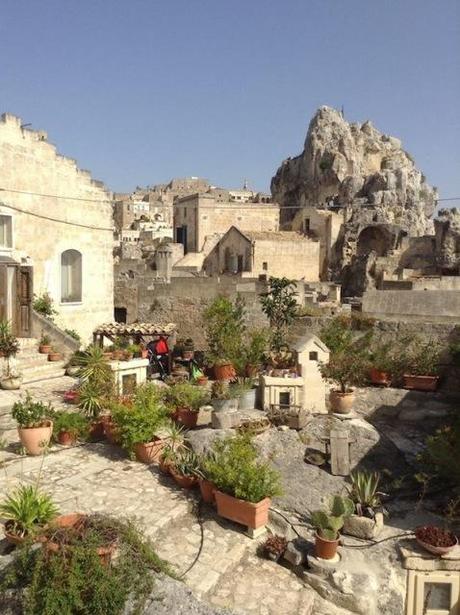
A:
[174,192,280,254]
[203,226,320,280]
[0,113,113,341]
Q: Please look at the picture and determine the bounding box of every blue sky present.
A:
[1,0,459,200]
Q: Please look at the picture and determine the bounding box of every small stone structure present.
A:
[260,334,329,418]
[109,357,149,395]
[400,541,460,614]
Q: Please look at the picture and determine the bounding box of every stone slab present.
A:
[399,540,460,571]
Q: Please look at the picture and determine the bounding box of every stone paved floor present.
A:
[0,374,319,615]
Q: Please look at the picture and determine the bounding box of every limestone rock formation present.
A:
[434,208,460,274]
[271,106,437,234]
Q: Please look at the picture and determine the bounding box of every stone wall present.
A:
[362,289,460,322]
[0,113,114,342]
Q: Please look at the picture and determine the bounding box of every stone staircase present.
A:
[11,338,67,385]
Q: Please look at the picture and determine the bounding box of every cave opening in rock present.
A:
[357,226,393,257]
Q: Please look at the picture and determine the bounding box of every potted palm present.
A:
[159,422,187,474]
[319,352,366,414]
[111,384,169,463]
[165,382,209,428]
[52,411,89,446]
[203,435,282,530]
[310,495,354,559]
[244,328,269,377]
[0,485,59,544]
[402,339,441,391]
[343,470,385,539]
[12,393,54,455]
[0,325,21,390]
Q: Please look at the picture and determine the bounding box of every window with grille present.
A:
[61,250,82,303]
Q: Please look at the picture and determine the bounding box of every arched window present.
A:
[61,250,82,303]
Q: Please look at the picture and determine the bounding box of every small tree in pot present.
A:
[52,411,89,446]
[310,495,354,559]
[0,321,21,390]
[244,328,270,376]
[319,351,366,414]
[259,277,298,352]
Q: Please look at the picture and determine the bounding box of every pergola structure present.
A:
[92,322,176,347]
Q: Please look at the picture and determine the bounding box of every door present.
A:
[15,266,33,337]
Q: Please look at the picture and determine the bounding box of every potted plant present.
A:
[310,495,354,560]
[0,322,21,390]
[112,337,127,361]
[367,342,395,387]
[402,339,442,391]
[232,379,256,411]
[319,352,366,414]
[165,382,209,428]
[65,350,84,377]
[159,421,187,474]
[203,435,282,530]
[48,348,63,362]
[12,393,54,455]
[0,485,59,544]
[53,411,89,446]
[415,525,458,555]
[111,383,169,463]
[343,470,385,539]
[76,345,115,438]
[169,448,200,489]
[194,454,217,504]
[259,277,298,353]
[203,296,246,380]
[210,380,237,412]
[244,328,270,377]
[38,333,52,354]
[261,534,288,562]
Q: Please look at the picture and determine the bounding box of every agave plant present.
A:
[310,495,354,541]
[348,470,383,516]
[0,485,59,538]
[170,448,200,478]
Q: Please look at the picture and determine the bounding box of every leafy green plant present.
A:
[203,435,282,503]
[425,416,460,486]
[12,393,53,428]
[310,495,354,540]
[348,470,383,515]
[33,292,57,320]
[111,385,170,453]
[75,345,115,417]
[39,333,51,346]
[203,295,246,367]
[259,277,298,351]
[319,316,355,354]
[0,485,59,539]
[366,341,398,374]
[52,411,89,440]
[319,351,367,393]
[229,379,253,397]
[401,338,442,376]
[170,447,200,477]
[0,515,173,615]
[165,381,209,412]
[244,328,270,366]
[64,328,81,343]
[0,320,20,379]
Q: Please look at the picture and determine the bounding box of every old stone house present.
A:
[174,192,280,254]
[0,113,114,341]
[203,226,320,280]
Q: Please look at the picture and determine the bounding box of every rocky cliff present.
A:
[435,208,460,274]
[271,106,437,235]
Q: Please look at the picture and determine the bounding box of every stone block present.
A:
[283,538,310,566]
[342,512,384,540]
[211,410,238,429]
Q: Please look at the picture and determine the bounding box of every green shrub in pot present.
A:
[165,382,209,412]
[0,485,59,541]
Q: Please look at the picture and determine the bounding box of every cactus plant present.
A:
[311,495,354,541]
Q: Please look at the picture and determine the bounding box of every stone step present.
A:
[21,363,67,384]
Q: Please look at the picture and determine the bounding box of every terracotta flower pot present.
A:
[175,407,199,429]
[63,390,80,404]
[18,420,53,455]
[57,430,77,446]
[89,419,106,441]
[329,390,355,414]
[39,344,52,354]
[112,350,124,361]
[170,468,198,489]
[369,368,391,387]
[199,478,216,504]
[48,352,63,362]
[214,491,270,529]
[134,439,165,464]
[103,419,121,445]
[3,521,27,545]
[196,376,208,386]
[403,375,439,392]
[159,458,173,475]
[314,531,340,560]
[103,352,114,361]
[140,349,149,359]
[214,363,236,381]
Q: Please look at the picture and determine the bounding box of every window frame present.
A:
[60,249,83,305]
[0,214,13,250]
